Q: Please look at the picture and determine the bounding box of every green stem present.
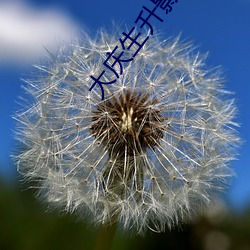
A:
[94,221,117,250]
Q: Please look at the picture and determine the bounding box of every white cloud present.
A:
[0,1,78,65]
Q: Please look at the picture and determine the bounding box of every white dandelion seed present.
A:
[14,29,240,233]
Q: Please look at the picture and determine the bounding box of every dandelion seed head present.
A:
[14,28,240,233]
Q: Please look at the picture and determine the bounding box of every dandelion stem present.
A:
[94,221,117,250]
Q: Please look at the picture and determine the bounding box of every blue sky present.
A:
[0,0,249,210]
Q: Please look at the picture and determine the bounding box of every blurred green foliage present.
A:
[1,177,250,250]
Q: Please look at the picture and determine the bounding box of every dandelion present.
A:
[14,29,239,234]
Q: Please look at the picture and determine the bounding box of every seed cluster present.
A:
[90,90,165,160]
[14,30,239,233]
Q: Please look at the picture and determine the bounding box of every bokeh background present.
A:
[0,0,249,249]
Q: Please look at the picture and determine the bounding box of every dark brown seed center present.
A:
[90,90,165,160]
